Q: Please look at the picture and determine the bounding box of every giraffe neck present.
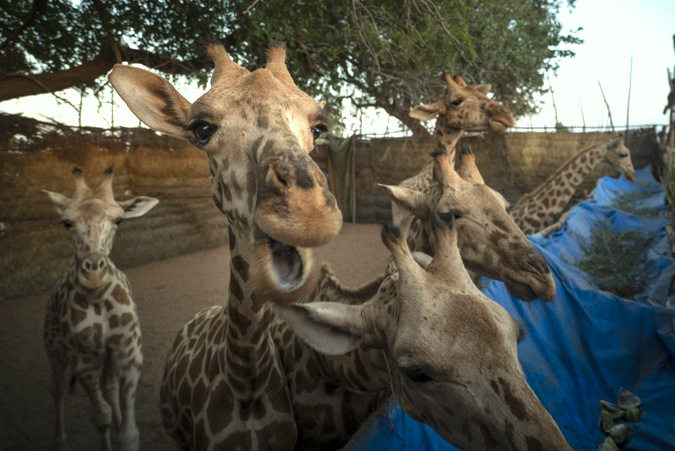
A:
[535,143,605,199]
[63,259,126,305]
[511,143,607,234]
[222,226,278,375]
[405,126,465,193]
[434,123,464,164]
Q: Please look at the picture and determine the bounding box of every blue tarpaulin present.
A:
[345,167,675,450]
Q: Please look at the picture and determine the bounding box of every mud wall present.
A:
[333,128,661,223]
[0,114,663,301]
[0,123,228,302]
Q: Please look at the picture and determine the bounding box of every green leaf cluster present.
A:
[1,0,581,132]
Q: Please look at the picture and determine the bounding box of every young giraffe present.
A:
[510,136,635,235]
[43,167,158,451]
[276,211,573,450]
[400,145,555,302]
[109,44,343,449]
[392,74,515,225]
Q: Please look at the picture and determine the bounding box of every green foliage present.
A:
[575,224,654,299]
[1,0,581,131]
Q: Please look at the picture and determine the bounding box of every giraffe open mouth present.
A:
[268,238,304,291]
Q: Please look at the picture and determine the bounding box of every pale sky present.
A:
[1,1,673,135]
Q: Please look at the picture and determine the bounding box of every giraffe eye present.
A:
[60,220,73,230]
[439,212,458,223]
[451,98,463,107]
[114,218,124,226]
[401,366,434,383]
[311,124,327,142]
[192,121,217,145]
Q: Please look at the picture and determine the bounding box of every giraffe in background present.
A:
[109,44,342,449]
[392,74,515,225]
[510,136,635,235]
[400,144,555,301]
[43,167,158,451]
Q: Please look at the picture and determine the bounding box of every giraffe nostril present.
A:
[266,166,293,190]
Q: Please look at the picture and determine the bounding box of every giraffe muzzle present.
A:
[489,112,515,134]
[77,253,110,290]
[256,157,342,248]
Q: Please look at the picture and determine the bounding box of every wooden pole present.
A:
[351,135,356,223]
[546,70,560,129]
[626,55,633,133]
[598,81,615,132]
[579,100,586,132]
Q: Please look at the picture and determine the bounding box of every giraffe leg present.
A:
[102,356,122,430]
[117,360,141,451]
[47,355,70,451]
[78,368,113,451]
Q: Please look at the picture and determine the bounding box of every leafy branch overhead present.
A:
[0,0,581,134]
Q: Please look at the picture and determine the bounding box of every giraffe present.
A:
[108,44,343,449]
[275,211,573,450]
[262,147,557,448]
[395,144,555,302]
[510,136,635,235]
[392,74,515,226]
[43,166,158,451]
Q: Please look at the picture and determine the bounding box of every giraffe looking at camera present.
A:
[43,166,158,451]
[109,43,342,449]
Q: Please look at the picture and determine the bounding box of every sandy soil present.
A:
[0,223,391,451]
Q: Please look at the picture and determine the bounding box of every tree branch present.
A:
[0,46,206,102]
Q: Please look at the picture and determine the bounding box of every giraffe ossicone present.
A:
[43,166,158,451]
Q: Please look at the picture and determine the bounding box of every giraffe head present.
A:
[44,167,158,290]
[409,74,515,135]
[276,215,570,450]
[108,44,342,298]
[603,136,635,182]
[384,145,555,302]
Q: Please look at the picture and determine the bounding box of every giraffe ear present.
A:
[109,65,192,139]
[43,190,71,216]
[380,184,432,220]
[118,196,160,219]
[409,99,445,121]
[274,302,367,355]
[474,83,492,95]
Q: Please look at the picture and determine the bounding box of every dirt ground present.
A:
[0,223,391,451]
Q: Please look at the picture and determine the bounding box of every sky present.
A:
[1,0,674,135]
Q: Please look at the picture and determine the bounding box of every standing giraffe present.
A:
[276,211,573,450]
[43,167,158,451]
[392,74,515,225]
[109,44,342,449]
[510,136,635,235]
[395,145,555,302]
